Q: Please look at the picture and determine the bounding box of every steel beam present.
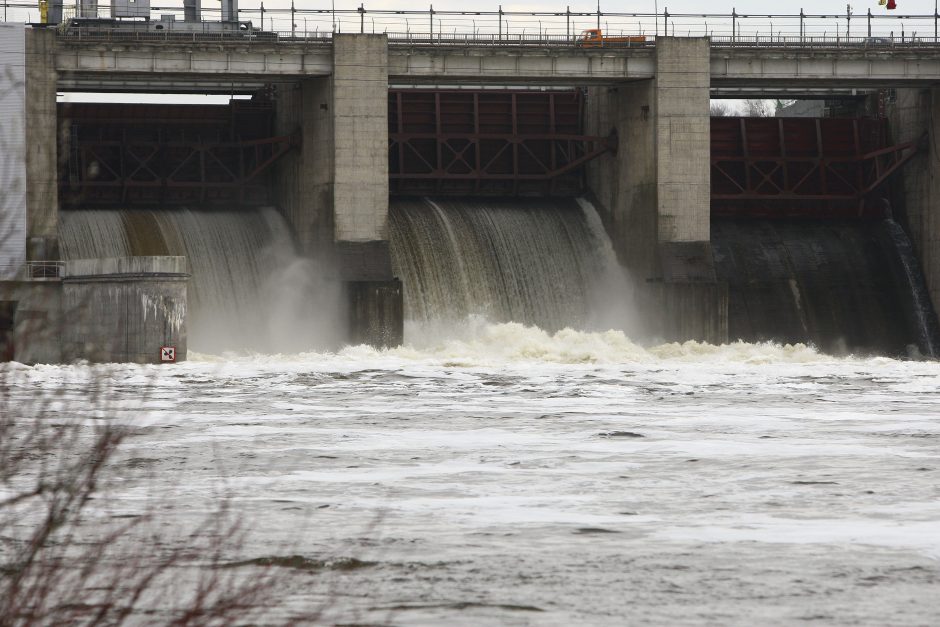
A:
[711,116,920,218]
[388,88,609,195]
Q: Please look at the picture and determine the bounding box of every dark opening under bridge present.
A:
[59,94,919,218]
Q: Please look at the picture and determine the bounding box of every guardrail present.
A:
[5,3,940,42]
[54,28,940,51]
[0,262,64,280]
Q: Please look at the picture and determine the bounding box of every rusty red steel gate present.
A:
[59,101,294,207]
[59,96,920,216]
[388,89,613,196]
[711,117,921,219]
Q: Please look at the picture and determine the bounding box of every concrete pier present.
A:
[275,33,403,346]
[330,35,403,345]
[25,28,59,262]
[889,88,940,329]
[62,257,189,364]
[0,257,188,364]
[586,37,726,343]
[346,280,404,348]
[0,276,63,365]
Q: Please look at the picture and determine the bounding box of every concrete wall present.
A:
[275,34,390,259]
[346,279,403,348]
[274,77,334,258]
[655,38,711,244]
[0,24,27,279]
[0,279,62,365]
[587,38,711,268]
[889,88,940,327]
[586,80,659,279]
[25,28,58,261]
[62,257,189,364]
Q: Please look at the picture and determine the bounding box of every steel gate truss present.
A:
[388,89,611,196]
[63,134,295,207]
[389,133,612,183]
[711,117,922,218]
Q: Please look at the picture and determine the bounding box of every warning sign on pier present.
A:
[160,346,176,362]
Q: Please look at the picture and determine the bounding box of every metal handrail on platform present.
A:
[0,262,64,281]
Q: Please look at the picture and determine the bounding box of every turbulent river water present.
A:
[6,324,940,625]
[34,200,940,623]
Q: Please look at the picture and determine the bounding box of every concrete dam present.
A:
[50,96,940,359]
[3,28,940,362]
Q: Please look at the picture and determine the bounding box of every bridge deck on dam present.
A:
[52,33,940,92]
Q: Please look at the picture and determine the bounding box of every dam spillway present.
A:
[390,197,631,333]
[713,218,940,357]
[3,27,940,362]
[57,199,634,351]
[59,207,340,354]
[45,96,940,358]
[54,197,940,358]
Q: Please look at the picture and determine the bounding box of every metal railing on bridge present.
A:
[0,262,65,280]
[7,2,940,48]
[51,28,940,51]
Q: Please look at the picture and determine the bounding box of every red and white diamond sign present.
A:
[160,346,176,363]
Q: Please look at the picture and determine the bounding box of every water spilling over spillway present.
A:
[712,218,940,357]
[389,197,634,334]
[60,207,342,353]
[61,200,635,352]
[59,201,939,357]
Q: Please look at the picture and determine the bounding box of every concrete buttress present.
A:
[889,87,940,330]
[62,257,189,364]
[25,28,59,262]
[274,34,402,347]
[586,37,727,344]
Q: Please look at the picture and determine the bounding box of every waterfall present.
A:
[877,219,940,358]
[59,199,636,352]
[712,218,938,357]
[60,207,342,353]
[389,197,635,334]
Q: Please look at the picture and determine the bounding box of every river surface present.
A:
[8,323,940,625]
